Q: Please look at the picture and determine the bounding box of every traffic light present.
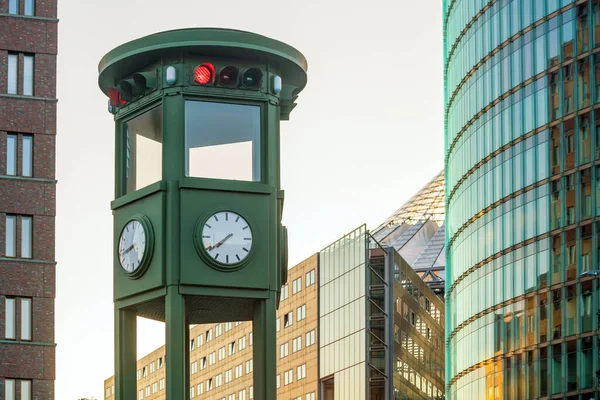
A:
[108,70,158,109]
[241,68,262,89]
[192,63,263,90]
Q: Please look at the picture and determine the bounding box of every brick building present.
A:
[0,0,58,399]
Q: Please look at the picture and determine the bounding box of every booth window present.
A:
[185,101,261,182]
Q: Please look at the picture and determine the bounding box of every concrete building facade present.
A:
[1,0,58,399]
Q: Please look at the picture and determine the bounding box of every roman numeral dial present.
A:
[200,211,253,266]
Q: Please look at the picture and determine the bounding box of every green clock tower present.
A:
[97,28,307,400]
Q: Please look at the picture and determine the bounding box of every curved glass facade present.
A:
[445,0,600,398]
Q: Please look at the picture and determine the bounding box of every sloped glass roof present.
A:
[371,170,446,295]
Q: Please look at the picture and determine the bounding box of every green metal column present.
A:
[253,293,278,400]
[166,288,188,400]
[114,306,136,400]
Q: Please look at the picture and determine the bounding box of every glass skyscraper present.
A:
[445,0,600,398]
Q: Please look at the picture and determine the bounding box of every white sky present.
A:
[55,1,443,398]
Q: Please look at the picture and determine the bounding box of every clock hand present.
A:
[120,244,135,255]
[206,233,233,251]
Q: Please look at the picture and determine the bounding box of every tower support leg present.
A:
[165,288,188,400]
[115,305,137,400]
[252,292,278,400]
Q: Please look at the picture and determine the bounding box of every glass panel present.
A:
[551,343,562,394]
[564,65,574,115]
[21,216,31,258]
[5,215,15,257]
[582,337,594,388]
[7,134,17,175]
[124,105,163,193]
[582,279,593,332]
[24,0,34,15]
[578,4,590,53]
[5,379,15,400]
[580,115,591,164]
[22,135,32,177]
[185,101,261,182]
[8,0,17,14]
[21,380,31,400]
[21,298,31,340]
[579,59,590,109]
[565,119,575,170]
[23,55,33,96]
[5,297,15,339]
[8,54,17,94]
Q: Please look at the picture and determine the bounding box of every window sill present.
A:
[0,257,56,264]
[0,175,57,183]
[0,339,56,346]
[0,93,57,102]
[0,13,58,22]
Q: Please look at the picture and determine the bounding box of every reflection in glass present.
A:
[185,101,260,182]
[124,105,163,194]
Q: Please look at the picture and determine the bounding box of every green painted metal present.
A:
[98,28,307,400]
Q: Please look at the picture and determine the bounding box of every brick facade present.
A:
[0,0,57,398]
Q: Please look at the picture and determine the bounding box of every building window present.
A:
[159,379,164,390]
[280,342,289,358]
[297,364,306,380]
[292,277,302,294]
[284,311,293,327]
[305,269,315,287]
[6,134,16,175]
[245,359,253,374]
[23,55,33,96]
[206,328,212,342]
[5,215,32,258]
[8,0,34,15]
[215,323,222,337]
[5,297,31,341]
[3,134,32,178]
[5,215,16,257]
[280,284,289,302]
[6,54,34,95]
[24,0,34,15]
[228,341,236,356]
[305,330,315,346]
[292,336,302,352]
[296,304,306,321]
[284,369,293,385]
[8,53,17,94]
[137,389,143,400]
[238,335,246,350]
[8,0,18,14]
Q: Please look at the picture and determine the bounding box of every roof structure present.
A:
[370,171,446,295]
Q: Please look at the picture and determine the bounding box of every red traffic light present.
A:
[108,87,126,106]
[194,63,215,85]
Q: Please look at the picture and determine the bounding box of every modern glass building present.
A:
[445,1,600,398]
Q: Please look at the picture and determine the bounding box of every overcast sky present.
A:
[55,1,443,398]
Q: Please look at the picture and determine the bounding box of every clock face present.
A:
[118,219,147,274]
[201,211,253,265]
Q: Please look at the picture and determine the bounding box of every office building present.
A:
[1,0,58,399]
[445,1,600,398]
